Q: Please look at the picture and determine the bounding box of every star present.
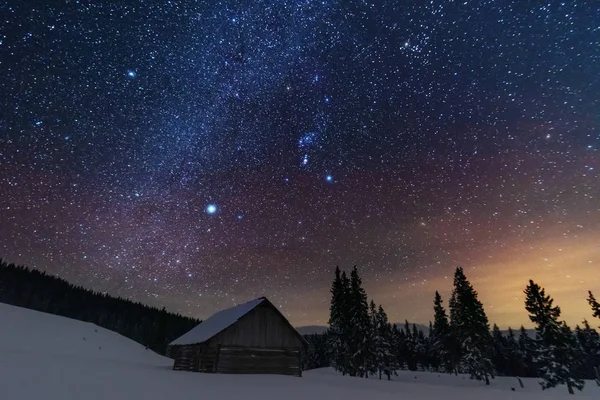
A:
[206,204,217,214]
[325,175,333,182]
[127,70,137,78]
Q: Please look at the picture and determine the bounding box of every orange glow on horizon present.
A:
[285,232,600,330]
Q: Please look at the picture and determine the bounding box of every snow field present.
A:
[1,303,598,399]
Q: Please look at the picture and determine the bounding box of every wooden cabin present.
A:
[167,297,308,376]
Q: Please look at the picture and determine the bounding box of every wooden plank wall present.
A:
[211,304,304,349]
[171,344,201,371]
[198,346,219,372]
[216,346,302,376]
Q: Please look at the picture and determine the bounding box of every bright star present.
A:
[326,175,333,182]
[127,70,136,78]
[206,204,217,214]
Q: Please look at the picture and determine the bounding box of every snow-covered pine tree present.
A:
[491,324,508,375]
[348,266,371,377]
[449,267,494,384]
[460,336,495,383]
[327,266,350,375]
[391,323,407,371]
[574,320,600,380]
[427,321,441,371]
[504,327,524,377]
[524,279,584,394]
[414,325,428,370]
[403,320,417,371]
[518,326,537,377]
[374,304,395,379]
[432,291,453,373]
[366,300,379,377]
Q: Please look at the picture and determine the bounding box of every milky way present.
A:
[1,1,599,327]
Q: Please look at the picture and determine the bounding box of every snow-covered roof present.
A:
[169,297,267,346]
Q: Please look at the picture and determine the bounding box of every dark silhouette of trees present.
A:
[0,259,198,355]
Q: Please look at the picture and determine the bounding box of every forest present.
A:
[0,259,199,355]
[320,266,600,395]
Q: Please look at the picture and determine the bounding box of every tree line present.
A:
[326,265,600,394]
[0,260,199,355]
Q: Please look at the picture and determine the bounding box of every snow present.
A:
[1,302,599,400]
[169,297,265,345]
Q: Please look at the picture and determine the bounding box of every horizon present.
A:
[0,257,593,332]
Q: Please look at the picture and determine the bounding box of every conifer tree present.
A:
[574,320,600,380]
[504,327,523,377]
[491,324,508,376]
[366,300,379,377]
[304,333,330,370]
[588,291,600,321]
[403,320,417,371]
[431,291,453,372]
[449,267,494,384]
[427,321,441,371]
[416,327,428,370]
[524,280,584,394]
[432,291,457,373]
[348,266,371,377]
[328,266,350,374]
[373,304,395,379]
[518,326,537,377]
[391,323,407,370]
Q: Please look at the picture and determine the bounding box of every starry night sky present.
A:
[1,1,599,328]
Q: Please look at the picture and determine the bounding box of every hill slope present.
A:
[1,302,597,400]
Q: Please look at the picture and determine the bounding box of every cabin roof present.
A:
[170,297,307,347]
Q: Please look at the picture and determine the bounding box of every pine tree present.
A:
[449,267,494,384]
[366,300,379,377]
[403,320,417,371]
[348,266,371,377]
[416,328,428,370]
[524,280,584,394]
[491,324,508,376]
[427,321,441,371]
[589,291,600,321]
[373,304,395,379]
[304,333,329,370]
[574,320,600,380]
[391,323,406,370]
[432,291,453,373]
[328,266,349,374]
[518,326,537,377]
[504,327,523,377]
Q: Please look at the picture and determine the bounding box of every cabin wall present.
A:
[170,344,220,372]
[209,304,304,348]
[216,347,302,376]
[170,344,202,371]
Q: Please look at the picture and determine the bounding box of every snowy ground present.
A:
[0,303,598,400]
